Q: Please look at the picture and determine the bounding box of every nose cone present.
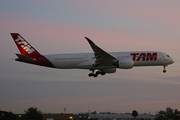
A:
[170,58,175,64]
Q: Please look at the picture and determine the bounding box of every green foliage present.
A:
[0,110,16,120]
[24,107,43,120]
[158,107,180,120]
[91,111,97,114]
[132,110,138,119]
[158,110,166,115]
[155,116,168,120]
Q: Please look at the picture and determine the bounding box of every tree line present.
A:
[1,107,180,120]
[0,110,16,120]
[156,107,180,120]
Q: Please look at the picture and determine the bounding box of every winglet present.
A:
[85,37,98,51]
[85,37,94,44]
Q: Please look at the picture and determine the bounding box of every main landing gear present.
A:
[88,70,106,77]
[163,65,167,73]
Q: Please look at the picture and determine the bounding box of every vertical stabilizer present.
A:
[11,33,54,68]
[11,33,42,58]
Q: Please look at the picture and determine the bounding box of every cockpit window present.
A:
[167,55,170,57]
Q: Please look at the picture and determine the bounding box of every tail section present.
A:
[11,33,42,58]
[11,33,54,68]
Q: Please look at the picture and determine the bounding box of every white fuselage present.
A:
[44,51,174,69]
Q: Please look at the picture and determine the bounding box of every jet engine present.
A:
[103,68,116,73]
[117,58,134,69]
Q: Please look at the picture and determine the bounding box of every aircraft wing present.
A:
[85,37,118,67]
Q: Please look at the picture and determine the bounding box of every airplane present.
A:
[11,33,174,77]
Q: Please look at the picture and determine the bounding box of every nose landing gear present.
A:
[163,65,167,73]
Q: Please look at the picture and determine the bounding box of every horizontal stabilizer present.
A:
[16,54,33,61]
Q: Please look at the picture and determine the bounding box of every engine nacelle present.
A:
[117,58,134,69]
[103,68,116,73]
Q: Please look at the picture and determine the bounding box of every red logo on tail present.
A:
[15,35,35,54]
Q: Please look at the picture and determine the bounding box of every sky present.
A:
[0,0,180,114]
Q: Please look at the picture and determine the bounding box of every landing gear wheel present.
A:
[88,73,93,77]
[101,72,106,76]
[88,70,106,77]
[93,74,98,77]
[96,71,101,75]
[163,70,166,73]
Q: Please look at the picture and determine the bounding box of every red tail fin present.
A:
[11,33,54,68]
[11,33,41,58]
